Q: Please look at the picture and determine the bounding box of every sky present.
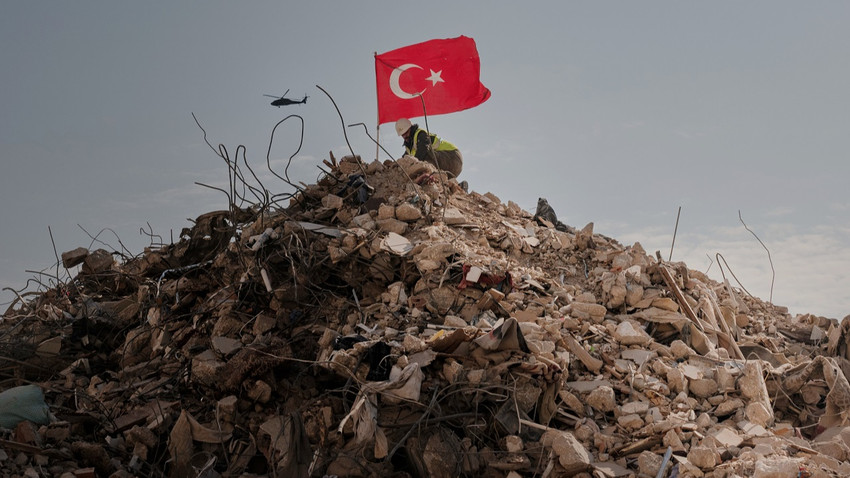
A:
[1,2,848,319]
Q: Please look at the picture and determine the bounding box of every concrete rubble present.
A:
[1,152,849,477]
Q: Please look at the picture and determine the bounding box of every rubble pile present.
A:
[2,153,849,477]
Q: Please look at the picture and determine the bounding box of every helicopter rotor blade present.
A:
[263,94,279,98]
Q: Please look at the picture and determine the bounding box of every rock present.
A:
[396,203,423,221]
[620,349,655,364]
[746,402,773,427]
[125,426,157,460]
[253,313,277,335]
[14,420,40,446]
[211,336,242,356]
[61,247,89,268]
[570,302,607,322]
[443,315,467,327]
[423,431,460,478]
[43,421,71,442]
[352,213,376,230]
[740,362,774,426]
[586,386,616,412]
[715,365,738,392]
[652,297,679,311]
[739,421,771,438]
[663,429,686,453]
[812,438,849,461]
[695,412,713,429]
[620,401,649,416]
[377,203,395,220]
[667,368,686,394]
[617,414,643,430]
[606,284,627,309]
[247,380,272,403]
[414,242,455,271]
[81,248,115,274]
[377,218,408,234]
[613,320,652,346]
[217,396,238,421]
[504,435,523,453]
[637,450,662,477]
[326,456,366,477]
[689,378,718,398]
[687,446,718,469]
[442,207,466,225]
[191,350,224,386]
[670,340,695,359]
[711,427,743,448]
[625,283,644,307]
[715,398,744,416]
[321,194,344,209]
[544,430,592,469]
[753,457,804,477]
[575,222,594,250]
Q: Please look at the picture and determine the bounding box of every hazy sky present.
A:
[2,2,848,319]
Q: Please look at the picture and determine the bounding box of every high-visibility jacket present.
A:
[405,128,457,158]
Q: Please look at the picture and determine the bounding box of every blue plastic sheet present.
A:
[0,384,52,428]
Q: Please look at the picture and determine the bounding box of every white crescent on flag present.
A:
[389,63,425,99]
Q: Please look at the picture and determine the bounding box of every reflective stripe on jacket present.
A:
[406,128,457,157]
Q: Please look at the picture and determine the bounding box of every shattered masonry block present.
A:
[663,429,686,453]
[247,380,272,403]
[746,402,773,427]
[669,340,695,359]
[637,450,662,477]
[617,414,643,430]
[61,247,89,268]
[715,398,744,416]
[613,321,652,346]
[321,194,344,209]
[652,297,679,311]
[442,207,466,225]
[377,203,395,220]
[253,314,277,336]
[376,218,408,235]
[753,458,804,478]
[217,396,238,422]
[192,350,224,386]
[352,213,376,230]
[338,161,361,175]
[689,378,718,399]
[81,248,115,274]
[620,401,650,416]
[586,385,616,412]
[211,336,242,357]
[395,202,422,221]
[544,430,592,469]
[687,446,718,469]
[504,435,523,453]
[569,301,607,322]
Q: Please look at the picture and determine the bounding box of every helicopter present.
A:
[263,89,308,107]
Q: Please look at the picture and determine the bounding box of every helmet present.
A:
[395,118,412,136]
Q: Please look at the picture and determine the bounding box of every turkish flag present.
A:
[375,36,491,125]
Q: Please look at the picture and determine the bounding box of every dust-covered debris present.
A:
[1,153,848,477]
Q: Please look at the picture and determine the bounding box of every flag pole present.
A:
[374,51,380,162]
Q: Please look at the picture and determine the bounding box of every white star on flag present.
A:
[426,69,444,86]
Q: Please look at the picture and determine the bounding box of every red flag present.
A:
[375,36,490,125]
